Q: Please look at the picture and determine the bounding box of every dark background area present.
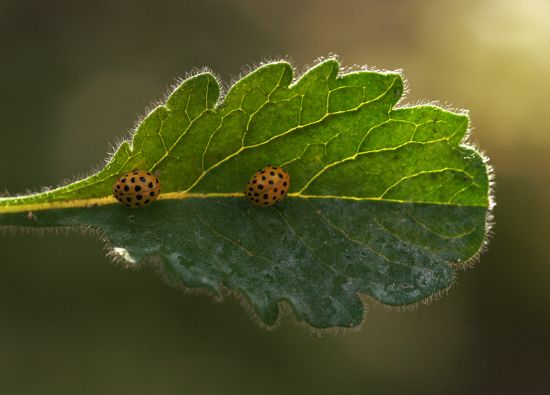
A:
[1,0,549,393]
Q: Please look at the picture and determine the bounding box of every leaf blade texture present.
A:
[0,59,492,328]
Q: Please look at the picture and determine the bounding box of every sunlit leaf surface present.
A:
[0,59,491,328]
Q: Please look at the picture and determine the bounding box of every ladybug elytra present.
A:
[113,169,160,208]
[245,165,290,206]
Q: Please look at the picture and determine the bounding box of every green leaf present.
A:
[0,59,492,329]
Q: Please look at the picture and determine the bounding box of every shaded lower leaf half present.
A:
[1,198,486,328]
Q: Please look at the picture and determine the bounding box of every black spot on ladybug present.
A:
[126,197,132,202]
[149,191,155,197]
[136,194,143,200]
[283,181,287,187]
[255,199,259,203]
[262,176,266,180]
[148,182,154,188]
[254,192,259,197]
[249,187,253,191]
[121,178,126,183]
[263,194,268,199]
[247,193,252,196]
[131,177,136,183]
[272,196,276,200]
[156,178,159,183]
[274,188,278,192]
[146,172,151,175]
[273,166,278,169]
[260,170,265,174]
[257,184,263,190]
[278,173,283,178]
[116,185,120,189]
[269,180,274,185]
[270,171,275,176]
[135,185,142,192]
[140,176,146,182]
[281,190,285,195]
[124,185,129,192]
[144,199,150,204]
[253,179,257,184]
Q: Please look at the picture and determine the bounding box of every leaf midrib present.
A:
[0,192,488,215]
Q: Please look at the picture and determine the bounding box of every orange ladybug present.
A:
[245,165,290,206]
[113,169,160,208]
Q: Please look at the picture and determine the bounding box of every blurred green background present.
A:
[1,0,549,393]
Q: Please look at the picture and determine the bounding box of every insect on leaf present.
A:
[0,58,493,329]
